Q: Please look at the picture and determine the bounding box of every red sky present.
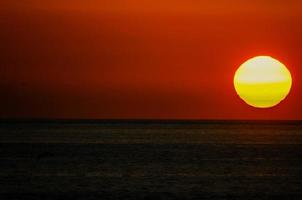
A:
[1,0,302,119]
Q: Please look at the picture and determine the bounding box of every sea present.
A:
[1,120,302,199]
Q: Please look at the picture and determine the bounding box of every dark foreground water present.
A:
[1,121,302,199]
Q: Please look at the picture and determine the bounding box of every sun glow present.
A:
[234,56,292,108]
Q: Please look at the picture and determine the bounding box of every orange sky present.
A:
[1,1,302,119]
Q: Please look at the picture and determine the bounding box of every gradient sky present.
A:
[1,0,302,119]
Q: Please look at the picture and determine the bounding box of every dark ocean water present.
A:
[1,121,302,199]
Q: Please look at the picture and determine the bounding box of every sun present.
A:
[234,56,292,108]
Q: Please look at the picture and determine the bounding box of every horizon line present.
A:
[1,118,302,125]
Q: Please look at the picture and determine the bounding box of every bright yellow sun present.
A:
[234,56,292,108]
